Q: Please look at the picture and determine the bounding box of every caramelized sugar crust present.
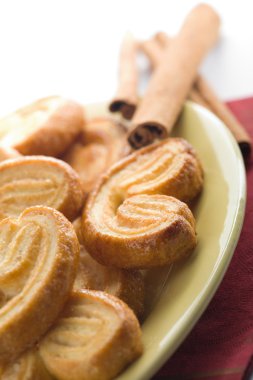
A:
[0,96,85,157]
[0,156,84,221]
[0,206,79,365]
[74,244,144,318]
[63,117,128,194]
[1,349,53,380]
[40,290,143,380]
[82,138,203,268]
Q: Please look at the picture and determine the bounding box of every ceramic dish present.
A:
[87,100,246,380]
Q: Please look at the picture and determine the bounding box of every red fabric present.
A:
[153,97,253,380]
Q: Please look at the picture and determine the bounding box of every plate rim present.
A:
[86,100,246,380]
[115,100,246,380]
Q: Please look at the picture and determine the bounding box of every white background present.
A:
[0,0,252,116]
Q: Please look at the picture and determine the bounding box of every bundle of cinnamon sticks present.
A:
[109,4,251,159]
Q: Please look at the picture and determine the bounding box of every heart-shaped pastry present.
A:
[0,156,84,221]
[82,138,202,268]
[40,290,143,380]
[0,206,79,365]
[0,96,85,157]
[73,244,144,318]
[63,117,128,194]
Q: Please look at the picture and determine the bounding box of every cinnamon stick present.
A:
[154,32,252,158]
[109,33,138,120]
[154,31,212,107]
[140,37,162,68]
[128,4,220,148]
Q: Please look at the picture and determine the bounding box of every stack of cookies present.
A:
[0,95,203,380]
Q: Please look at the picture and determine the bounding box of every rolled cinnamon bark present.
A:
[128,4,220,148]
[140,33,210,107]
[109,33,138,120]
[152,32,252,158]
[140,37,163,68]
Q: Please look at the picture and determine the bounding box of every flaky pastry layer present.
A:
[0,156,84,221]
[1,349,53,380]
[63,117,128,194]
[0,206,79,365]
[40,290,143,380]
[74,243,144,318]
[82,138,203,268]
[0,96,85,157]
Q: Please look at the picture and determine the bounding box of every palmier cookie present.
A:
[63,117,128,193]
[0,156,84,221]
[82,138,203,268]
[0,206,79,365]
[0,96,85,157]
[1,349,53,380]
[73,243,144,318]
[40,290,143,380]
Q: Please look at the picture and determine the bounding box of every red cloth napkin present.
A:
[153,97,253,380]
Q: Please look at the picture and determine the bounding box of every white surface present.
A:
[0,0,252,116]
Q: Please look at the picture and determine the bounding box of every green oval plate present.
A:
[86,101,246,380]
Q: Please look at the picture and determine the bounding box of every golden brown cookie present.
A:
[82,138,202,268]
[74,245,144,317]
[0,156,84,221]
[1,349,53,380]
[40,290,143,380]
[0,206,79,365]
[73,217,144,317]
[112,137,203,202]
[0,96,85,157]
[62,117,128,193]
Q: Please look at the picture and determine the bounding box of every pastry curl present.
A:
[40,290,143,380]
[1,349,53,380]
[63,117,128,193]
[0,96,85,157]
[0,206,79,365]
[82,138,203,268]
[74,244,144,318]
[0,156,84,221]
